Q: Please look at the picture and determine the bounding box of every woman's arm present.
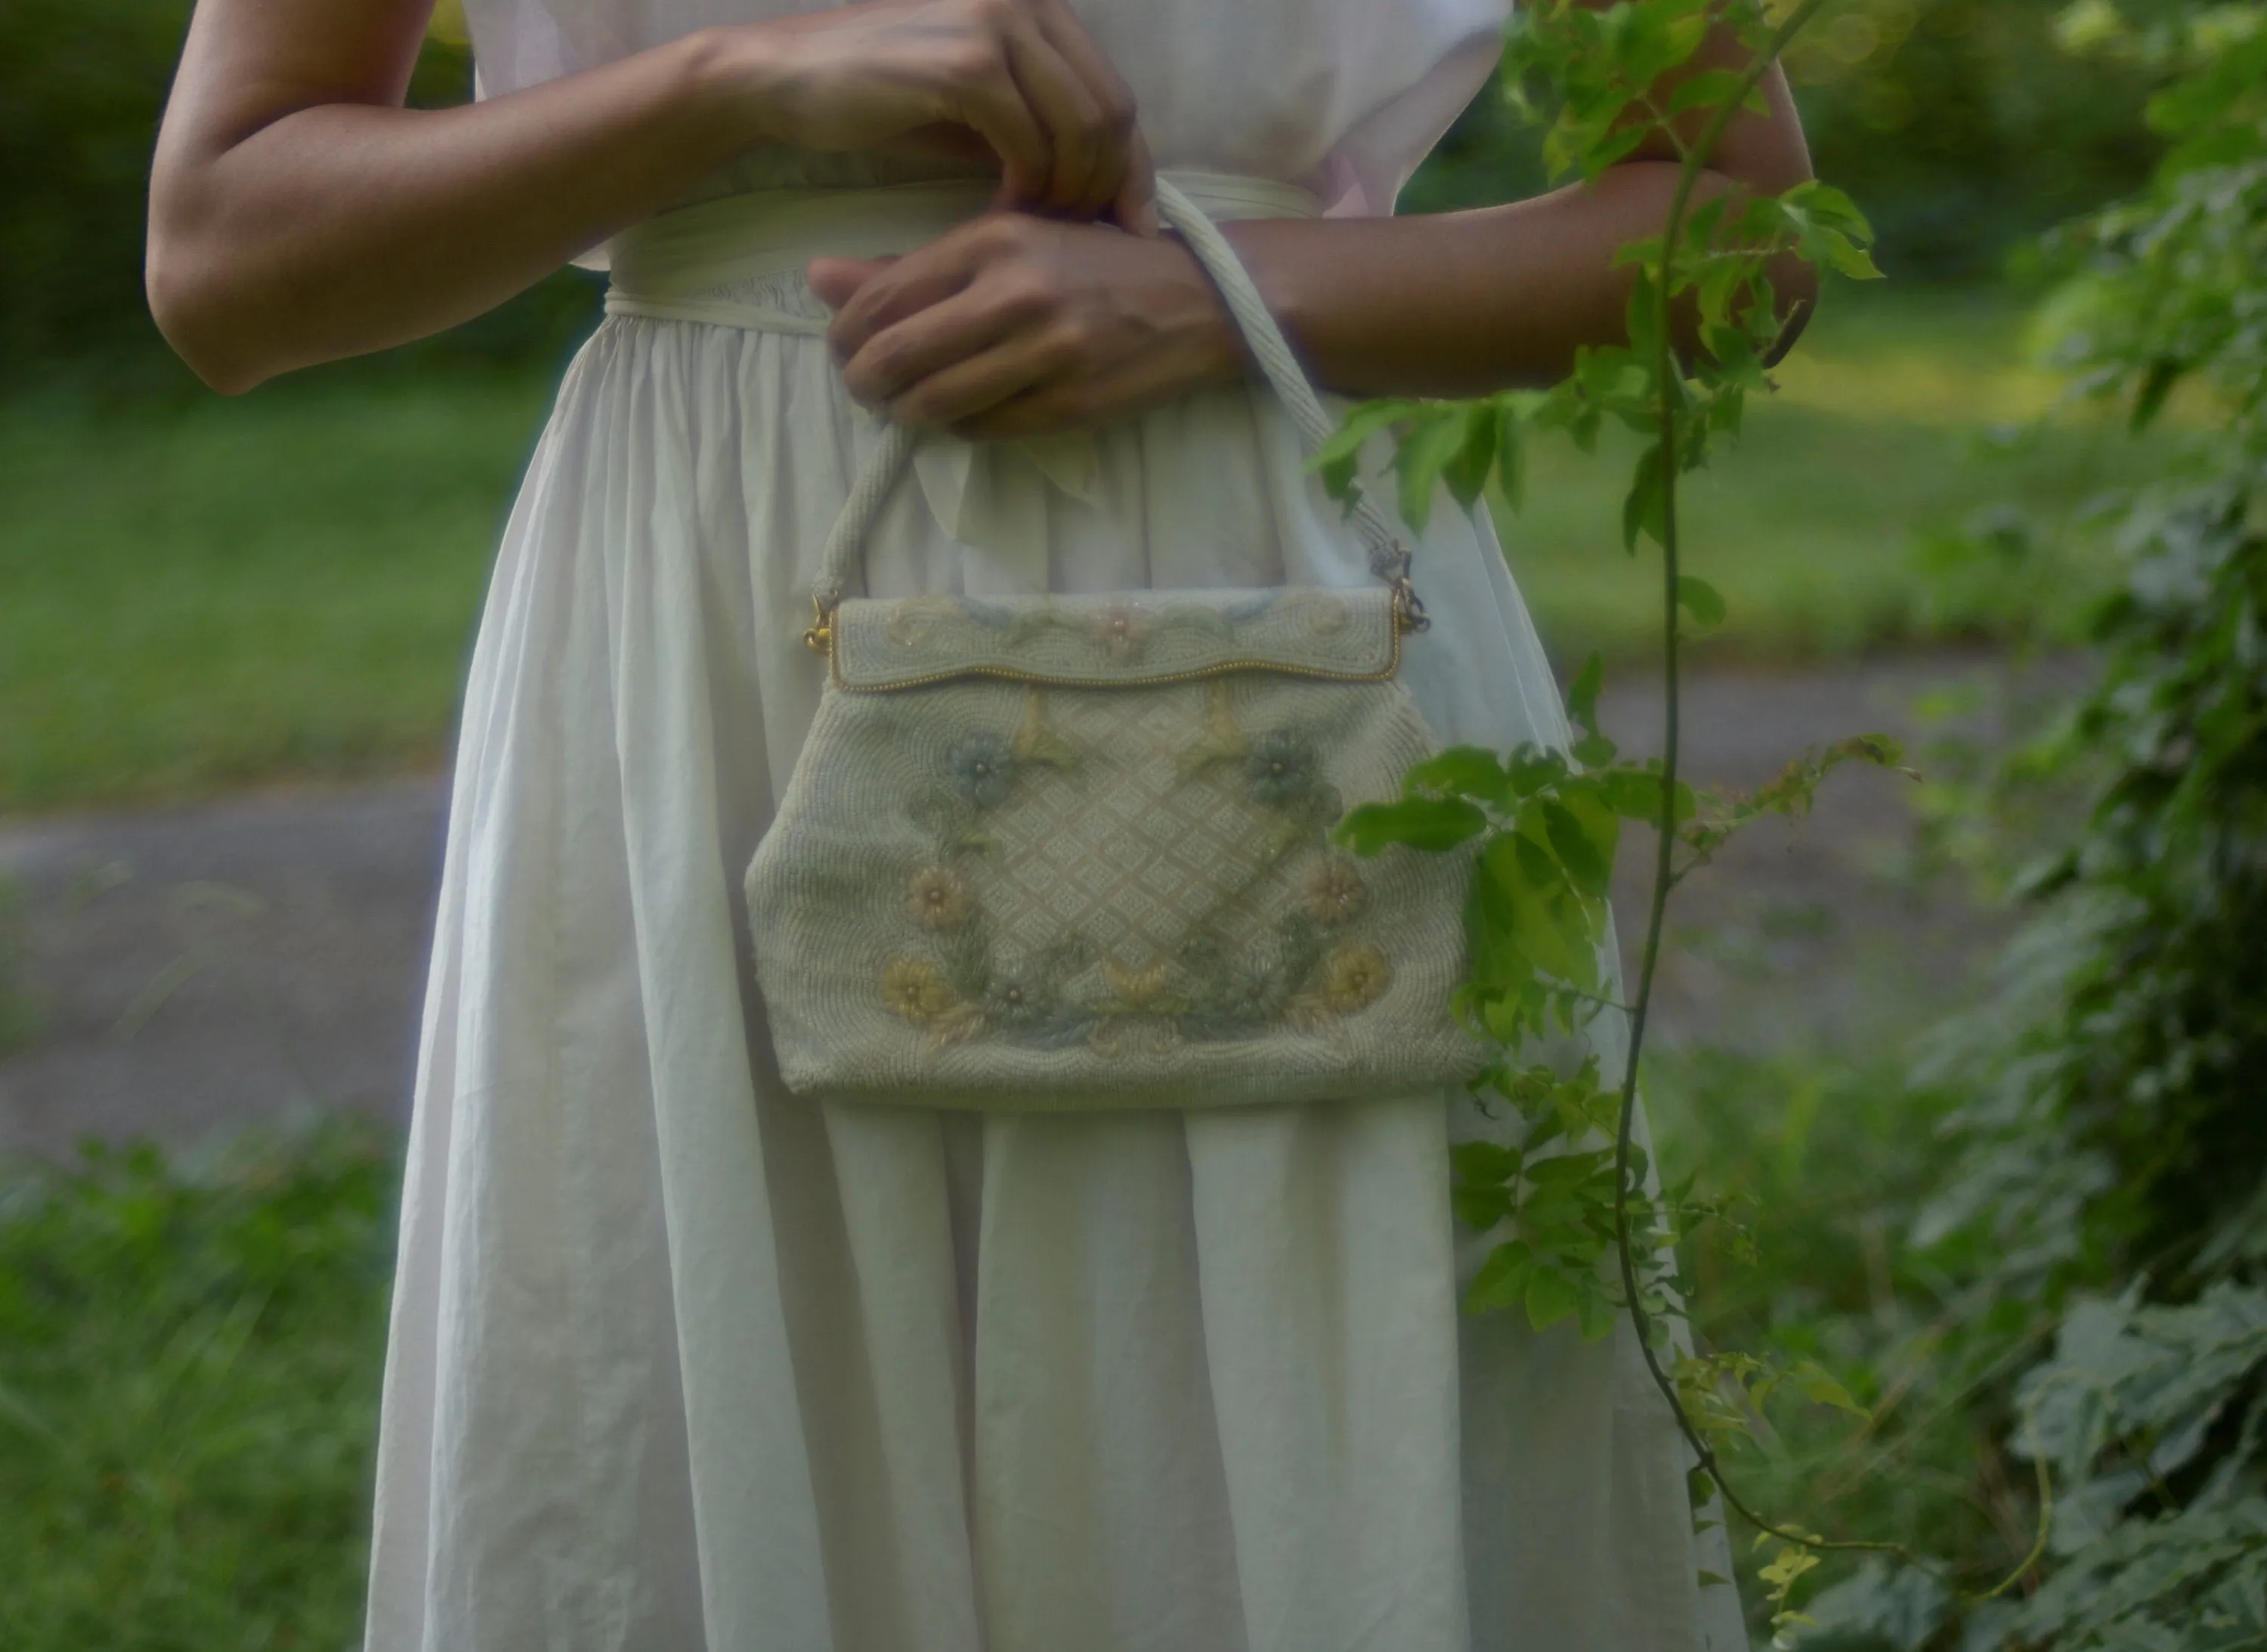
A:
[815,14,1817,435]
[148,0,1151,393]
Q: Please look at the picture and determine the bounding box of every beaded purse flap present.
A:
[827,584,1406,692]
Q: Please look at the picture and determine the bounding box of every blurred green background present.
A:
[6,3,2251,1650]
[0,0,2170,813]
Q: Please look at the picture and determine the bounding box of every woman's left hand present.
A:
[808,212,1246,441]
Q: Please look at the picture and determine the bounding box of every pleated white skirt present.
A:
[363,175,1746,1652]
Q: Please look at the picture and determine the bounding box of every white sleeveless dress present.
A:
[366,5,1747,1649]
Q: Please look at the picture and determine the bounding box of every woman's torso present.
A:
[465,0,1516,217]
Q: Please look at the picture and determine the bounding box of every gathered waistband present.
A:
[602,170,1322,336]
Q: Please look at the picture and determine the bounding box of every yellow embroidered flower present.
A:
[1319,944,1391,1013]
[1297,855,1369,927]
[905,866,975,930]
[1103,958,1173,1010]
[881,957,954,1024]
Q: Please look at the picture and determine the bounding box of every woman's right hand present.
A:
[725,0,1154,230]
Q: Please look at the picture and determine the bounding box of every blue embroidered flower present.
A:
[1217,965,1287,1022]
[1245,731,1319,807]
[948,733,1017,809]
[982,970,1054,1029]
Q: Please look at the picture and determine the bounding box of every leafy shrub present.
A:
[1399,6,2267,1642]
[1789,4,2267,1643]
[1406,0,2162,280]
[1782,0,2161,280]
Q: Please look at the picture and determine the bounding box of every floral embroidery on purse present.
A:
[743,180,1485,1109]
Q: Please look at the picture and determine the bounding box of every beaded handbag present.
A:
[744,179,1485,1109]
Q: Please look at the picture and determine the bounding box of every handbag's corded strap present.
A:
[807,176,1418,642]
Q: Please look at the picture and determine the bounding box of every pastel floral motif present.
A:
[982,970,1055,1029]
[1084,600,1155,663]
[1217,967,1287,1022]
[882,957,955,1025]
[1010,691,1082,770]
[1297,855,1370,928]
[905,866,975,930]
[948,732,1017,809]
[883,596,965,649]
[1245,730,1319,806]
[1103,959,1174,1010]
[1319,944,1391,1013]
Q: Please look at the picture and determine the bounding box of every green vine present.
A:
[1316,1,2029,1636]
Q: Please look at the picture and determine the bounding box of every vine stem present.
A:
[1604,0,1946,1574]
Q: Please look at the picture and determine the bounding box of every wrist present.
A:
[674,23,799,150]
[1161,232,1254,388]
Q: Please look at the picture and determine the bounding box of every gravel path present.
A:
[0,654,2076,1156]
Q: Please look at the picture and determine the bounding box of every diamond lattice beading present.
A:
[973,688,1302,968]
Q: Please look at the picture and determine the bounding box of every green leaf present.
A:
[1695,256,1747,333]
[1558,784,1622,887]
[1464,841,1533,1002]
[1449,1140,1520,1186]
[1572,732,1617,769]
[1452,1181,1514,1232]
[1440,403,1498,509]
[1785,180,1876,239]
[1523,1264,1582,1332]
[1508,744,1571,798]
[1675,574,1727,628]
[1625,265,1666,371]
[1493,398,1529,514]
[1786,1360,1870,1418]
[1596,765,1697,824]
[1393,410,1472,534]
[1573,1277,1616,1341]
[1312,398,1416,502]
[1486,831,1601,991]
[1577,123,1647,181]
[1404,745,1514,809]
[1467,1239,1536,1314]
[1337,794,1489,855]
[2130,358,2183,431]
[1566,651,1605,741]
[1664,67,1749,117]
[1622,443,1668,552]
[1538,797,1614,899]
[1820,232,1885,282]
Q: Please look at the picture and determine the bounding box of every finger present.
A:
[1115,125,1158,237]
[840,285,1031,407]
[954,354,1171,441]
[886,326,1075,429]
[999,22,1108,214]
[821,236,985,361]
[806,255,893,313]
[1028,0,1140,218]
[942,55,1055,206]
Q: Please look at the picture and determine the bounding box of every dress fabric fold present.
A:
[364,148,1746,1652]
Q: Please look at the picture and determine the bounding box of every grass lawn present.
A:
[0,283,2160,814]
[0,373,556,813]
[0,1121,394,1650]
[1501,282,2161,665]
[0,1050,2015,1645]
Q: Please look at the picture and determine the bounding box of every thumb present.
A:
[806,255,894,311]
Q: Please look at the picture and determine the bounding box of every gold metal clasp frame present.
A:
[804,596,836,655]
[1392,575,1430,635]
